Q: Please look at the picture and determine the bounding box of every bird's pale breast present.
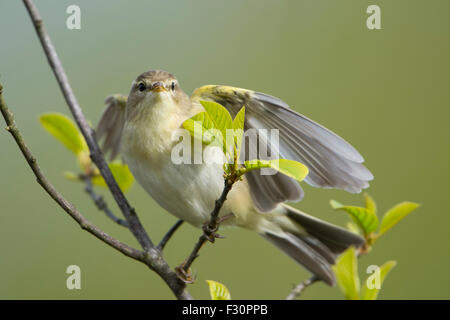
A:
[121,95,253,227]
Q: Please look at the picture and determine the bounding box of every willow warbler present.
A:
[97,69,373,285]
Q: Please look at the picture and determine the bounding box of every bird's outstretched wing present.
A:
[96,94,127,160]
[191,85,373,212]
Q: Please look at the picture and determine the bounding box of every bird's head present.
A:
[126,70,189,120]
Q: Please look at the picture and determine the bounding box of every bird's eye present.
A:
[138,82,146,92]
[171,82,175,91]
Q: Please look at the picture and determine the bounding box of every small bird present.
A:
[97,69,373,285]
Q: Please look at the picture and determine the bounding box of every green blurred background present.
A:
[1,0,449,299]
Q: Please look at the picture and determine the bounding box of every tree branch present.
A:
[157,220,184,251]
[286,275,319,300]
[22,0,152,251]
[82,175,129,228]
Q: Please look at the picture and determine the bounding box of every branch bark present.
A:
[286,275,319,300]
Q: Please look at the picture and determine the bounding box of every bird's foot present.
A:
[175,264,195,284]
[202,213,234,243]
[202,222,224,243]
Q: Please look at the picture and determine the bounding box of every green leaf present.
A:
[330,200,379,235]
[361,261,397,300]
[206,280,231,300]
[378,202,420,237]
[346,222,362,235]
[200,100,233,154]
[232,106,245,160]
[200,100,233,132]
[244,159,309,182]
[182,112,216,144]
[333,246,360,300]
[364,193,377,215]
[91,162,134,192]
[39,113,88,155]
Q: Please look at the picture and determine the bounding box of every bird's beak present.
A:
[151,82,167,92]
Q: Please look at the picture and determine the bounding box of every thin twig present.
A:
[286,275,319,300]
[157,220,184,251]
[83,176,129,228]
[176,179,234,282]
[22,0,152,251]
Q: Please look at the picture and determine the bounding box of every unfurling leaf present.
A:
[39,113,88,155]
[244,159,309,183]
[333,246,360,300]
[330,200,379,236]
[378,202,420,237]
[364,193,377,215]
[362,261,397,300]
[91,162,134,192]
[206,280,231,300]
